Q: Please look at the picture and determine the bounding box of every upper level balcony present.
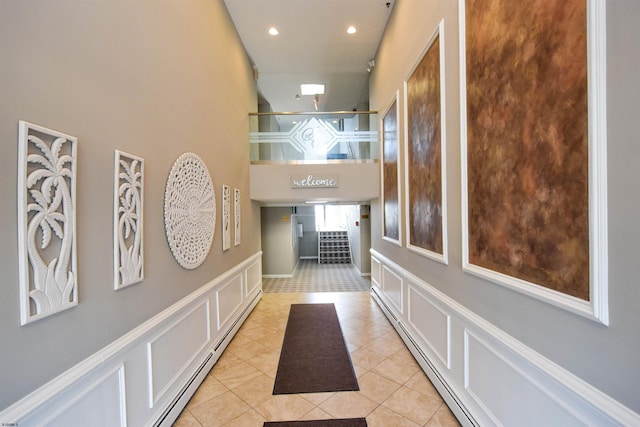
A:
[249,111,380,204]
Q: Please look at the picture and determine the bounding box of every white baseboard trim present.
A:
[262,274,293,278]
[370,249,640,426]
[0,252,263,427]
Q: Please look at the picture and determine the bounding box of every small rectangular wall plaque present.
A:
[291,174,339,189]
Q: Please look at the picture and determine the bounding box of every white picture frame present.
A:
[18,121,78,325]
[234,188,241,246]
[114,150,144,290]
[222,184,231,251]
[459,0,608,324]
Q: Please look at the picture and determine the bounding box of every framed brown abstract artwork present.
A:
[459,0,608,323]
[404,20,448,264]
[381,92,401,246]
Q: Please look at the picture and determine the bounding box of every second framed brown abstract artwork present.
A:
[460,0,608,323]
[404,20,447,264]
[381,92,401,246]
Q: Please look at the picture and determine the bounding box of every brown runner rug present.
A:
[273,303,359,394]
[264,418,367,427]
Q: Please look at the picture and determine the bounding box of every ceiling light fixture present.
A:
[347,26,357,34]
[300,84,325,95]
[268,27,279,36]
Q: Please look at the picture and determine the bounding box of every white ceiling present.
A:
[223,0,395,113]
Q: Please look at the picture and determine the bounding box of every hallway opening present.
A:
[260,203,372,292]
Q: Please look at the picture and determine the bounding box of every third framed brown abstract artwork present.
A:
[459,0,608,323]
[381,92,401,246]
[404,20,448,264]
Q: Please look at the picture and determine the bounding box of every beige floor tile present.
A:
[239,324,280,341]
[253,330,284,350]
[189,390,251,427]
[352,364,368,378]
[372,355,420,384]
[173,409,203,427]
[230,373,274,407]
[255,394,316,421]
[382,386,442,425]
[426,405,461,427]
[212,360,263,389]
[211,351,242,371]
[300,407,333,420]
[366,406,421,427]
[299,391,335,405]
[388,347,420,369]
[357,371,402,404]
[186,377,228,409]
[341,326,377,347]
[405,371,442,400]
[227,338,270,361]
[222,409,266,427]
[350,347,388,371]
[362,334,405,358]
[225,333,258,353]
[318,391,378,419]
[246,349,281,377]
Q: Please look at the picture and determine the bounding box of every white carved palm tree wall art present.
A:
[222,184,231,251]
[114,150,144,289]
[164,153,216,269]
[234,188,241,246]
[18,121,78,325]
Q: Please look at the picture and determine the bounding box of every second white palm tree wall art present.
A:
[114,150,144,289]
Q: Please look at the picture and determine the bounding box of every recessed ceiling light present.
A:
[305,200,328,204]
[300,84,325,95]
[268,27,279,36]
[347,26,357,34]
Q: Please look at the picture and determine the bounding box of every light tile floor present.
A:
[173,292,460,427]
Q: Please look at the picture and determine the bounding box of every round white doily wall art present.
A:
[163,152,216,269]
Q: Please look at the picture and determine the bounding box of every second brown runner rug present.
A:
[273,303,359,394]
[264,418,367,427]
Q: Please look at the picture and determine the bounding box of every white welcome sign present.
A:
[291,174,339,189]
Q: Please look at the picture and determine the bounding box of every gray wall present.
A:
[369,0,640,412]
[0,0,260,410]
[261,207,299,275]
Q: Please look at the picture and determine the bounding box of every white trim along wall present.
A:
[370,249,640,427]
[0,253,263,427]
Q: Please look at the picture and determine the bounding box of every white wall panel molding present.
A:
[382,264,403,315]
[216,273,244,332]
[147,301,211,408]
[0,252,262,427]
[245,258,262,298]
[371,256,381,289]
[407,284,451,370]
[369,249,640,426]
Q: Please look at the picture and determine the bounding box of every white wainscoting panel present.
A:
[216,273,244,332]
[407,284,451,369]
[147,301,211,408]
[382,264,403,314]
[464,331,584,426]
[369,249,640,427]
[0,252,263,427]
[371,256,381,289]
[245,258,262,298]
[46,365,126,427]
